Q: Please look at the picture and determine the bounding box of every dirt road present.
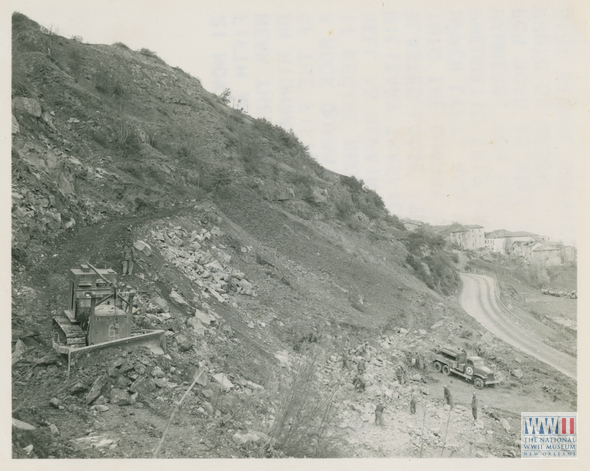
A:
[459,273,576,379]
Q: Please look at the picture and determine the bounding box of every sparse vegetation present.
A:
[404,228,460,294]
[266,355,341,458]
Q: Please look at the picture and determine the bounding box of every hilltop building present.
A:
[450,225,485,250]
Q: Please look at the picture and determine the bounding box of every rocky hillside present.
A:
[11,13,575,459]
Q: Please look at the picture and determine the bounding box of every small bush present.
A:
[113,42,130,50]
[139,48,166,65]
[267,356,342,457]
[70,35,83,43]
[384,213,406,231]
[334,196,354,220]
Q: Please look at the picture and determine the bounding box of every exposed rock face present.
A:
[12,97,42,117]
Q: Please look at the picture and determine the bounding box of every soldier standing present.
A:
[122,241,136,275]
[396,364,406,385]
[342,349,349,370]
[410,389,417,414]
[353,373,365,392]
[443,384,453,409]
[357,358,366,375]
[471,392,478,420]
[375,402,385,426]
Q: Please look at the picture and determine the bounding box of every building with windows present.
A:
[450,225,485,250]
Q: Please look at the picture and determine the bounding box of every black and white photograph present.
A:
[5,0,587,464]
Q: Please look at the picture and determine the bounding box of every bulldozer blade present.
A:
[65,330,167,372]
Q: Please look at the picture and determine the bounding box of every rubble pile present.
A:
[149,223,257,304]
[63,345,267,420]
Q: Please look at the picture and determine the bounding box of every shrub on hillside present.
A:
[266,356,341,458]
[334,194,354,220]
[404,229,459,295]
[340,175,364,196]
[384,213,406,231]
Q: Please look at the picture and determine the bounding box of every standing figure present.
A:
[471,392,478,420]
[410,389,417,414]
[375,403,385,426]
[396,364,406,385]
[443,384,453,409]
[342,349,349,370]
[357,358,366,375]
[122,241,136,275]
[353,373,366,392]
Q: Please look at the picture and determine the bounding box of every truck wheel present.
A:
[442,365,451,376]
[434,362,442,373]
[474,377,484,389]
[466,366,474,376]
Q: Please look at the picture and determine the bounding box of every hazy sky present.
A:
[6,1,589,245]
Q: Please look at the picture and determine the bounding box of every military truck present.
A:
[432,346,502,389]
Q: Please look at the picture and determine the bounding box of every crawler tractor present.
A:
[52,264,166,371]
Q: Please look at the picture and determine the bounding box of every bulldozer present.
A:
[52,264,166,373]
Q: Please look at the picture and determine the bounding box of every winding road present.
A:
[459,273,576,379]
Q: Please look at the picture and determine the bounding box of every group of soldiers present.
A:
[373,385,479,427]
[343,341,480,427]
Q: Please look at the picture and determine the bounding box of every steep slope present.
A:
[11,13,575,459]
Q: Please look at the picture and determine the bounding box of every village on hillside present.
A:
[402,220,576,267]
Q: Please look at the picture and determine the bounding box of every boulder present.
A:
[411,374,422,382]
[399,328,409,336]
[274,351,289,366]
[194,309,215,325]
[233,431,260,445]
[151,366,165,378]
[151,296,169,313]
[69,382,88,395]
[153,378,171,388]
[187,317,206,336]
[86,376,109,405]
[129,377,156,397]
[212,373,234,391]
[12,339,27,366]
[12,97,42,117]
[12,418,36,430]
[175,334,193,352]
[134,240,152,256]
[511,369,524,379]
[110,388,133,406]
[169,290,188,305]
[115,375,131,389]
